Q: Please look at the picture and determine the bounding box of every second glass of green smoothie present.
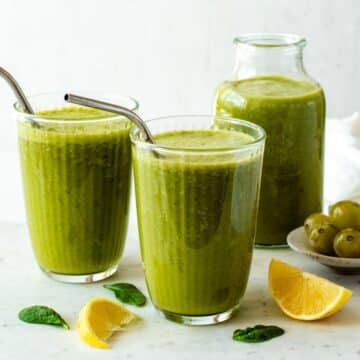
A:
[131,115,265,325]
[16,92,138,283]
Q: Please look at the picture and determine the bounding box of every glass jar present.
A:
[214,33,326,247]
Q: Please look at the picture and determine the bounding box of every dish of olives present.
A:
[305,200,360,258]
[287,199,360,272]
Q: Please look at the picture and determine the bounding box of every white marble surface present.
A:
[1,221,360,360]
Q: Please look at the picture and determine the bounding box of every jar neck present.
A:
[232,34,309,80]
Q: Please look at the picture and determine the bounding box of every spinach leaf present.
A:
[103,283,146,306]
[18,305,70,329]
[233,325,284,343]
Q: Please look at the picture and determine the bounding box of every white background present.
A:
[0,0,359,222]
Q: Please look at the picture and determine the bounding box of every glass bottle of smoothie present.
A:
[16,92,138,282]
[214,34,326,247]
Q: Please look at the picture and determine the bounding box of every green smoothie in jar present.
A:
[17,100,136,282]
[215,75,325,246]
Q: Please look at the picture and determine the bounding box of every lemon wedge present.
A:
[77,297,137,349]
[269,259,352,321]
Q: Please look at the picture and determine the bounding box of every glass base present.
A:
[40,265,118,283]
[255,243,289,249]
[157,304,239,326]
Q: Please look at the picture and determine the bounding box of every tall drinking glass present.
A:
[131,115,265,325]
[16,92,138,283]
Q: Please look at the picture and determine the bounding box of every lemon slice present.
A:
[77,297,137,349]
[269,259,352,321]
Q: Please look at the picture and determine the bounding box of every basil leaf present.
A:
[103,283,146,306]
[233,325,284,343]
[18,305,70,330]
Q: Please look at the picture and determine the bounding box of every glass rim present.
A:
[14,91,139,124]
[233,33,306,48]
[130,114,266,154]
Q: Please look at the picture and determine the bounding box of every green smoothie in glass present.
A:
[131,115,265,325]
[17,94,138,282]
[215,75,325,246]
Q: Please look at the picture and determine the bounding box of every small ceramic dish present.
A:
[287,226,360,273]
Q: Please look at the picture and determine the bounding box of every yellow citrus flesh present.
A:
[77,297,137,349]
[269,259,352,321]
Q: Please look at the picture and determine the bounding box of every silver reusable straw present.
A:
[64,93,155,144]
[0,67,34,114]
[0,66,40,128]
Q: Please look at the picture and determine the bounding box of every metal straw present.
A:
[0,66,34,114]
[64,93,155,143]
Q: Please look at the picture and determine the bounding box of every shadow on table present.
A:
[228,281,285,326]
[96,254,145,287]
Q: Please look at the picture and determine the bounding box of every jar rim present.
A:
[234,33,306,48]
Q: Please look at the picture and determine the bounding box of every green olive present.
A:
[329,200,360,230]
[308,223,337,255]
[333,228,360,258]
[304,213,333,236]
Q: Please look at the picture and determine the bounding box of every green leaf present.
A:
[233,325,284,343]
[103,283,146,306]
[18,305,70,330]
